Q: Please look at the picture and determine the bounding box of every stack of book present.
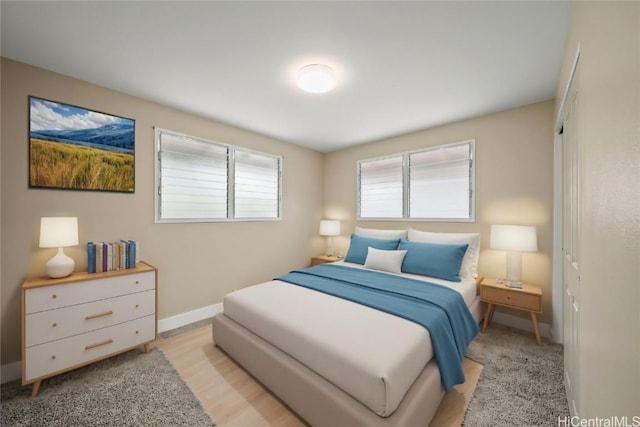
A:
[87,240,138,274]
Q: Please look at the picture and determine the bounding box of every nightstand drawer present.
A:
[481,286,541,312]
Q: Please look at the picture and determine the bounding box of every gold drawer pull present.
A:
[52,322,57,327]
[85,339,113,350]
[135,304,139,308]
[85,310,113,320]
[52,294,57,299]
[135,280,139,285]
[51,355,56,360]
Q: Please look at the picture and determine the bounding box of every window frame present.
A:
[357,139,475,222]
[154,127,282,223]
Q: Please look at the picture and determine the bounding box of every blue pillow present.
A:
[344,234,401,265]
[398,239,468,282]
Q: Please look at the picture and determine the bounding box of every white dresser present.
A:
[21,261,157,396]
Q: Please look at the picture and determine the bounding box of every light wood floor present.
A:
[155,324,482,427]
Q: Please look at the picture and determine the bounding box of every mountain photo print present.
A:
[29,96,135,192]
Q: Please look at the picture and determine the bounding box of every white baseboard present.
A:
[1,361,21,384]
[157,302,222,333]
[490,311,552,340]
[1,303,223,385]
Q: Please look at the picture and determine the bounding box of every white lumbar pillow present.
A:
[363,247,407,274]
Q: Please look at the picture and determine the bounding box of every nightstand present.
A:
[480,277,543,345]
[311,255,341,266]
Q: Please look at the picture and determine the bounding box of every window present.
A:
[409,142,473,219]
[233,149,281,219]
[155,128,281,222]
[358,140,474,221]
[156,131,228,220]
[358,155,404,219]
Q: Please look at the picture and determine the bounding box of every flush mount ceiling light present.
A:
[296,64,336,94]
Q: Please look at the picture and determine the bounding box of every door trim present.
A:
[552,45,581,343]
[555,45,581,132]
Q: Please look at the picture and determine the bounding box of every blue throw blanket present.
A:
[276,264,479,392]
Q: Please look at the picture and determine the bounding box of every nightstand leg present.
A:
[482,303,494,333]
[144,343,150,354]
[31,380,41,397]
[530,312,542,346]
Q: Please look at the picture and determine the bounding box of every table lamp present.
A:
[319,220,340,256]
[490,224,537,287]
[40,217,79,278]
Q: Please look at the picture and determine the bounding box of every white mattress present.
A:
[222,261,477,417]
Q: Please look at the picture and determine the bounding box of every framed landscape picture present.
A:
[29,96,135,193]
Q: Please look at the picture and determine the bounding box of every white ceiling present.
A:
[1,1,572,152]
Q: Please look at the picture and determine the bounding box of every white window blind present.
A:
[358,155,404,219]
[357,140,474,221]
[234,149,281,219]
[155,128,282,222]
[409,143,472,219]
[158,132,228,220]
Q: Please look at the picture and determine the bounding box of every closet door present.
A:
[562,64,581,417]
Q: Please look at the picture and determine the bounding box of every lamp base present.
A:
[505,251,523,283]
[46,247,75,278]
[326,236,334,257]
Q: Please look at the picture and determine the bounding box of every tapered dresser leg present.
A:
[31,380,42,397]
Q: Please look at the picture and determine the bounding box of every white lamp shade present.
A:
[40,217,79,248]
[490,225,537,252]
[319,220,340,236]
[297,64,336,94]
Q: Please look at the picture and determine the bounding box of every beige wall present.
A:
[555,2,639,418]
[324,101,555,324]
[0,58,325,365]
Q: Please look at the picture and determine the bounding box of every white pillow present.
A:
[355,226,408,240]
[364,247,407,274]
[407,229,481,278]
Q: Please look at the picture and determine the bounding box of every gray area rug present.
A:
[1,347,215,427]
[464,324,569,426]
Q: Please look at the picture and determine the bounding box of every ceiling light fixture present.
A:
[296,64,336,94]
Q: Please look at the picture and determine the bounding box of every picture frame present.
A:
[29,96,135,193]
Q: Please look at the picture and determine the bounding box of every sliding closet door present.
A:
[562,63,581,417]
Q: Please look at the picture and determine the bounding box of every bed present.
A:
[212,228,483,426]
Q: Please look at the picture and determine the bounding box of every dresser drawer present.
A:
[24,314,156,382]
[25,271,155,314]
[481,286,541,312]
[25,289,155,347]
